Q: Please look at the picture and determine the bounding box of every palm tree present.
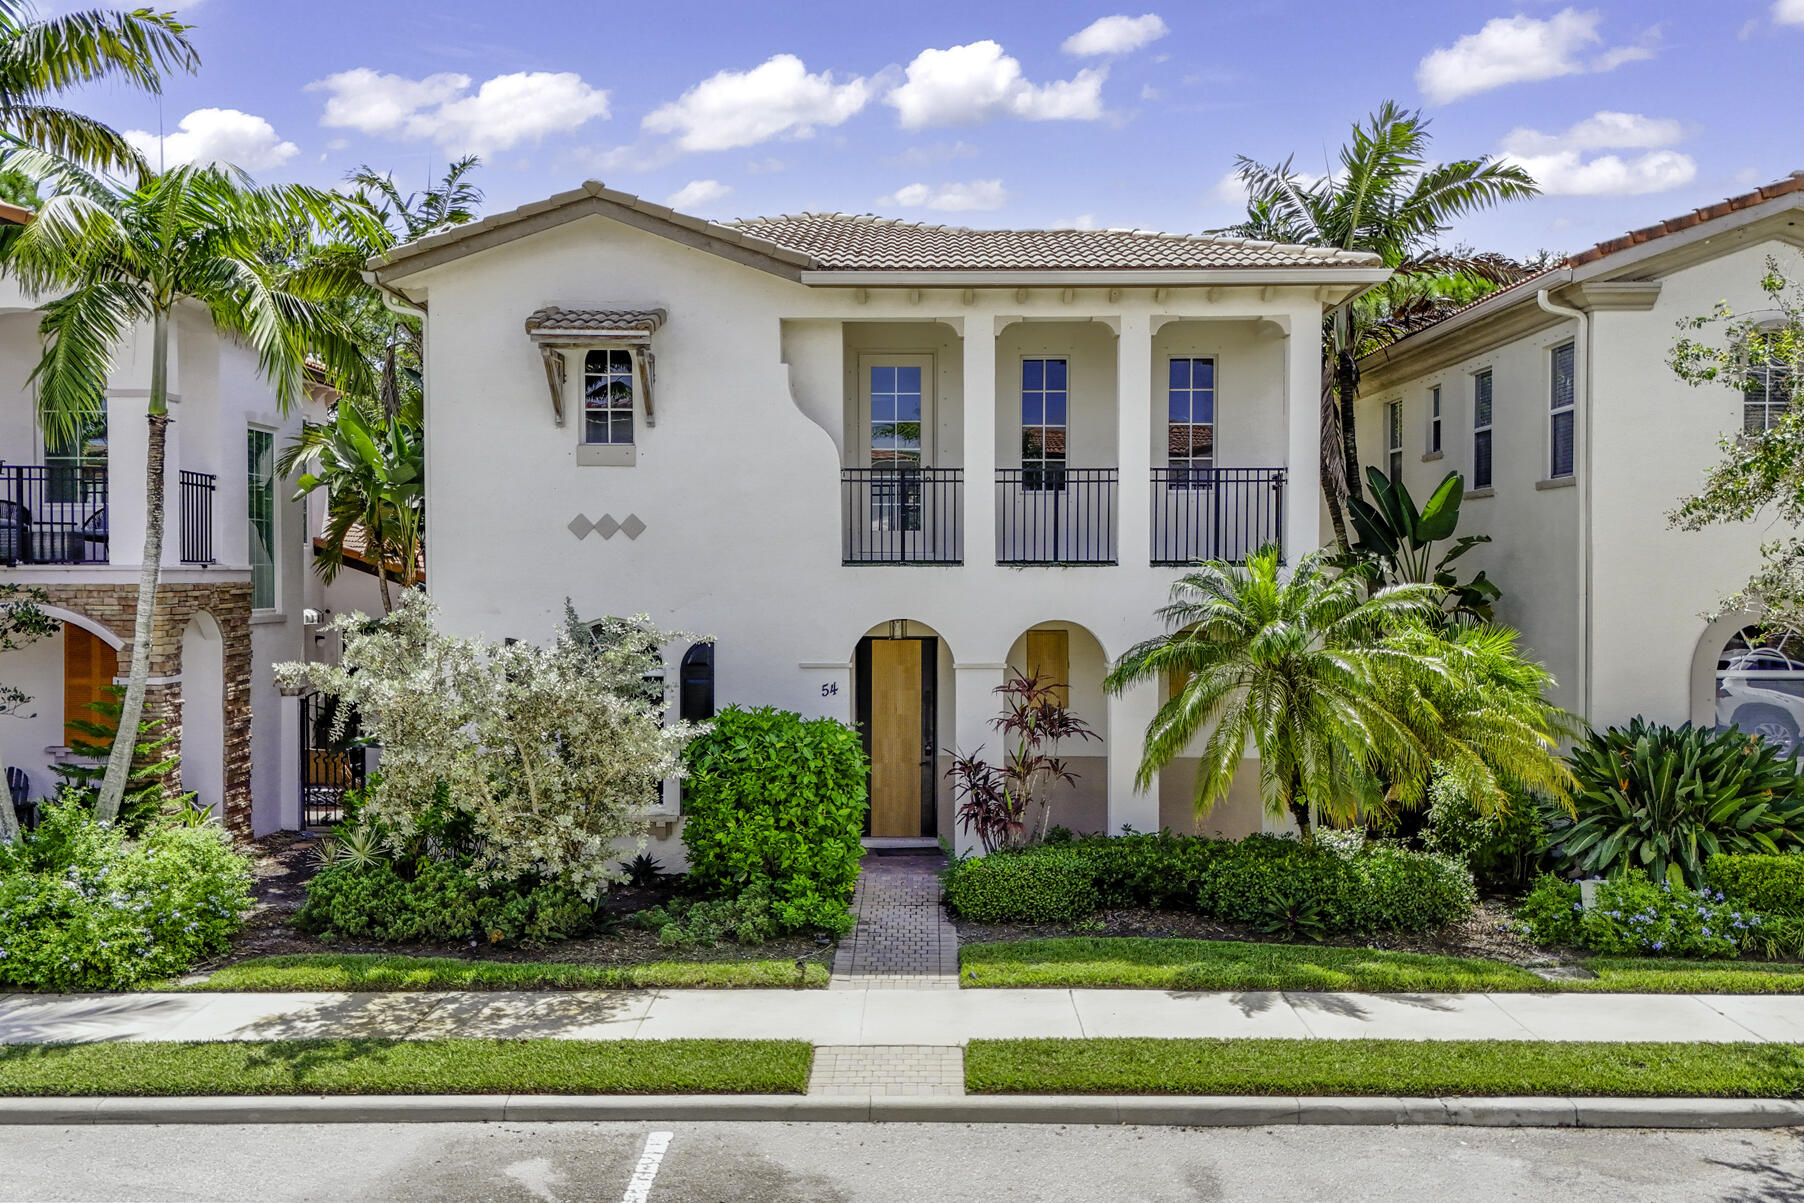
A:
[1105,547,1443,838]
[0,149,376,823]
[0,1,196,172]
[280,401,422,613]
[1224,102,1538,548]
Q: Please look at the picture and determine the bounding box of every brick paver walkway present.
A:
[807,1045,965,1096]
[830,851,960,989]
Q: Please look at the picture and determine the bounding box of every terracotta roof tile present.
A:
[525,307,667,335]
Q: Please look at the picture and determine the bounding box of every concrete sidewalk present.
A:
[5,987,1804,1045]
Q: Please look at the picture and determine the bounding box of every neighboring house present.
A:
[367,179,1387,858]
[0,208,324,836]
[1356,172,1804,752]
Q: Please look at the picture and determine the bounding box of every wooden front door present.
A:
[858,636,936,838]
[63,624,117,746]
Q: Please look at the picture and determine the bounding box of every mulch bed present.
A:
[220,834,829,972]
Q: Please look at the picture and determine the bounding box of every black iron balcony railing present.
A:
[0,464,108,565]
[996,468,1117,565]
[841,467,963,565]
[179,470,217,565]
[1151,466,1286,566]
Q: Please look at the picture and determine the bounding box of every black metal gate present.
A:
[300,691,365,828]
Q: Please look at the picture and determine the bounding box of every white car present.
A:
[1716,648,1804,757]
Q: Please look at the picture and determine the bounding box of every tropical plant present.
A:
[0,151,377,823]
[947,670,1101,853]
[1667,256,1804,626]
[276,593,698,901]
[1342,466,1500,622]
[280,401,423,612]
[1105,547,1442,838]
[1224,101,1539,546]
[0,582,54,844]
[1548,718,1804,886]
[50,686,192,834]
[0,1,196,174]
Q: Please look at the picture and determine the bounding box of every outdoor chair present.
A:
[7,765,34,830]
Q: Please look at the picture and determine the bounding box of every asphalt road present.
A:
[2,1121,1802,1202]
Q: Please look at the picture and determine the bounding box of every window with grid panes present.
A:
[1386,399,1403,483]
[1167,357,1215,487]
[1473,369,1494,490]
[1021,358,1067,490]
[1745,350,1793,434]
[247,428,275,609]
[1429,385,1442,454]
[583,349,635,445]
[1550,342,1575,478]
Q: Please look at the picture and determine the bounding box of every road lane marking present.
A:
[620,1130,673,1203]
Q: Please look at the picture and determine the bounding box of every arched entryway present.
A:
[852,619,952,841]
[1712,625,1804,760]
[181,611,225,817]
[1002,620,1110,836]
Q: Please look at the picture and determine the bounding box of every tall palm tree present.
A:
[0,1,196,172]
[1105,547,1443,838]
[1224,102,1538,548]
[0,148,376,823]
[280,401,422,613]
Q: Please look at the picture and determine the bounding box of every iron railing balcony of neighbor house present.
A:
[0,464,108,565]
[841,467,964,565]
[995,467,1118,565]
[1150,467,1287,566]
[178,470,217,565]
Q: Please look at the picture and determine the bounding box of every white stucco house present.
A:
[367,180,1388,858]
[1356,172,1804,753]
[0,201,332,837]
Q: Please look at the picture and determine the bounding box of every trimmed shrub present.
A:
[1072,831,1231,909]
[681,705,868,936]
[1422,774,1546,892]
[297,859,596,945]
[1514,871,1756,959]
[0,797,252,991]
[941,849,1100,924]
[1354,841,1480,932]
[1704,853,1804,920]
[630,882,779,948]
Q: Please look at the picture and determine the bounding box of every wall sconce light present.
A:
[888,619,908,641]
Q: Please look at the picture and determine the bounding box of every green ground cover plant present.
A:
[0,1039,812,1096]
[1514,872,1759,959]
[965,1038,1804,1097]
[186,954,827,992]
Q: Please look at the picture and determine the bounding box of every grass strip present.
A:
[0,1039,811,1097]
[958,938,1551,993]
[1573,959,1804,994]
[965,1038,1804,1098]
[184,954,828,992]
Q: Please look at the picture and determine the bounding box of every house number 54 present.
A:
[821,682,839,697]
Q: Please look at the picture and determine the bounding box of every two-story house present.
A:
[0,202,322,837]
[1357,173,1804,754]
[367,180,1388,858]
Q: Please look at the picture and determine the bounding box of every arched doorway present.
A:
[853,619,949,840]
[1003,620,1109,836]
[1714,625,1804,760]
[181,612,225,817]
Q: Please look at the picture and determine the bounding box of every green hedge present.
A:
[943,833,1476,935]
[297,859,597,945]
[1704,854,1804,919]
[681,705,868,935]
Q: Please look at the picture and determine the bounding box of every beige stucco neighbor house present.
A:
[368,180,1388,858]
[1356,173,1804,754]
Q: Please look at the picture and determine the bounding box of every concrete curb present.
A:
[0,1095,1800,1128]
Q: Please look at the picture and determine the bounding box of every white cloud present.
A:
[643,55,871,152]
[885,41,1106,128]
[1415,9,1653,103]
[1777,0,1804,23]
[309,68,610,154]
[665,179,732,210]
[885,140,980,167]
[1062,13,1169,56]
[1498,110,1695,196]
[124,108,298,171]
[1209,170,1247,209]
[1053,213,1097,230]
[884,179,1007,211]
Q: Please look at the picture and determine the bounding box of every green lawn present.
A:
[1572,959,1804,994]
[0,1039,811,1097]
[966,1038,1804,1098]
[183,954,828,992]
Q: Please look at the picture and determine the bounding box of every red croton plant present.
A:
[947,670,1101,853]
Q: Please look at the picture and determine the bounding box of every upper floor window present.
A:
[870,363,924,469]
[1472,369,1494,490]
[1745,344,1792,434]
[1429,385,1442,455]
[1385,400,1403,484]
[45,397,106,504]
[583,349,635,445]
[1550,342,1576,479]
[1021,358,1067,491]
[1167,357,1215,487]
[246,428,275,610]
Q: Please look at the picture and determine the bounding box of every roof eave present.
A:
[797,267,1392,288]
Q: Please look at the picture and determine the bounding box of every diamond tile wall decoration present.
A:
[620,513,646,540]
[567,514,594,539]
[569,512,647,542]
[593,514,621,540]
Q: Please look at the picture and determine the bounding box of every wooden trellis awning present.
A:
[525,307,667,427]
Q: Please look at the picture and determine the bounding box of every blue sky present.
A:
[54,0,1804,258]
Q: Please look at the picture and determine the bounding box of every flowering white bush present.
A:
[277,594,702,900]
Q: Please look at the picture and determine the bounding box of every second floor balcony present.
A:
[0,464,219,568]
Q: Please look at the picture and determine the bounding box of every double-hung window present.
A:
[1472,369,1494,490]
[1167,357,1215,487]
[1385,400,1403,484]
[1429,385,1442,455]
[247,428,275,610]
[1745,343,1792,434]
[1021,358,1067,491]
[1550,342,1575,478]
[583,349,635,446]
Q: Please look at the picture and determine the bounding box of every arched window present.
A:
[1715,626,1804,757]
[680,643,714,722]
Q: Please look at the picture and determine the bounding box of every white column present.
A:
[1284,315,1325,564]
[1106,678,1161,836]
[961,318,997,566]
[277,691,302,831]
[951,661,1006,855]
[1115,313,1153,567]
